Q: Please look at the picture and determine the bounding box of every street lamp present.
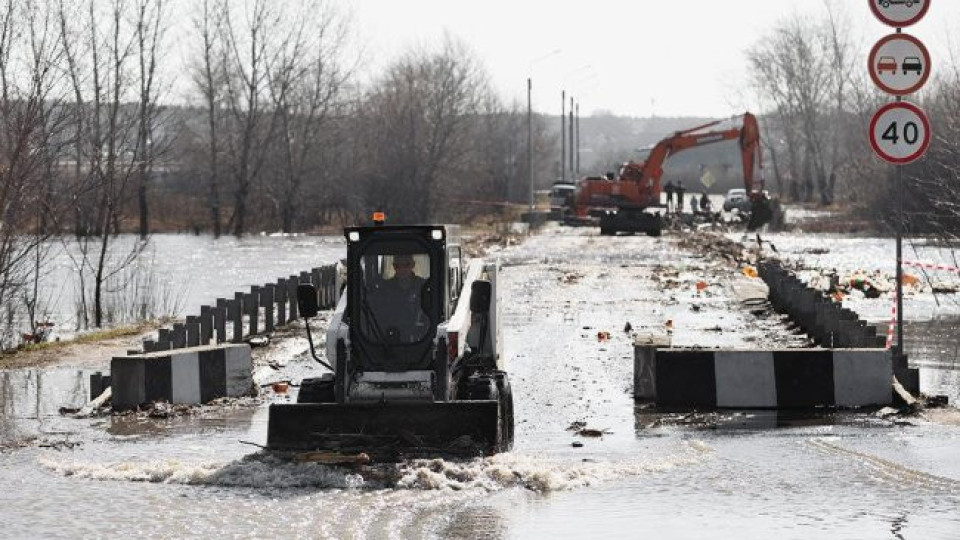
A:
[528,49,561,211]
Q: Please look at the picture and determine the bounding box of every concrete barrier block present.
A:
[171,351,201,404]
[111,344,252,410]
[833,350,891,407]
[656,351,716,407]
[773,350,835,407]
[111,356,145,411]
[633,345,657,400]
[199,347,227,403]
[224,344,253,397]
[144,355,172,403]
[715,351,777,408]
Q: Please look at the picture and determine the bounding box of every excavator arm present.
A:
[623,112,763,198]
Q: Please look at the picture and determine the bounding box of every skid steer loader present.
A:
[267,222,514,460]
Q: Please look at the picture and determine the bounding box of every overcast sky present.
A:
[350,0,960,118]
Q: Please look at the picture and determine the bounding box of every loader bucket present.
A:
[267,400,502,460]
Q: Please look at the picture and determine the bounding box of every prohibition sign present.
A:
[868,33,931,95]
[870,0,930,28]
[869,101,930,164]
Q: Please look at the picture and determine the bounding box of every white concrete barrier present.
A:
[634,347,892,408]
[112,343,253,411]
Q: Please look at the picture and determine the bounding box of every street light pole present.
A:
[527,77,533,211]
[526,49,561,211]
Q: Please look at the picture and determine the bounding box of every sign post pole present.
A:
[896,155,904,355]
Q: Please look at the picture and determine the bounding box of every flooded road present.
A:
[2,225,959,539]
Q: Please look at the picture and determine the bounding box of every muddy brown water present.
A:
[1,226,958,539]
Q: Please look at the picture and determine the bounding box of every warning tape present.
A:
[885,259,959,349]
[886,289,897,350]
[901,260,960,274]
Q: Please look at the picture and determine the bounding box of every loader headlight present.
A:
[348,231,360,242]
[432,229,444,240]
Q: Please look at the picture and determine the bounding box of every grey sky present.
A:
[352,0,959,118]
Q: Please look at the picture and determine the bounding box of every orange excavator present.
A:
[568,112,773,236]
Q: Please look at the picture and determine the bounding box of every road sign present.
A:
[870,0,930,28]
[699,168,715,189]
[869,101,931,164]
[868,33,931,95]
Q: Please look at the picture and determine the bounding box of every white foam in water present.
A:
[39,440,713,492]
[394,440,713,492]
[39,453,366,489]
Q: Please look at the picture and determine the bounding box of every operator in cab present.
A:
[379,253,429,343]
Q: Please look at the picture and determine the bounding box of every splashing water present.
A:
[39,440,713,493]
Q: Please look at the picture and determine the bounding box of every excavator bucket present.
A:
[267,400,503,460]
[747,197,774,231]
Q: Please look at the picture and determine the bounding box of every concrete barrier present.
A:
[758,260,919,394]
[144,262,343,353]
[111,343,253,411]
[634,346,892,408]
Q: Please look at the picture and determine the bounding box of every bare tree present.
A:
[191,0,224,237]
[0,0,74,345]
[218,0,282,236]
[59,0,148,328]
[265,0,352,232]
[746,9,863,205]
[355,38,491,223]
[134,0,166,239]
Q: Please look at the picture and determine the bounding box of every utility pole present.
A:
[569,96,574,176]
[575,101,580,176]
[561,90,566,183]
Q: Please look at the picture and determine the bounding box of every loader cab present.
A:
[344,225,460,372]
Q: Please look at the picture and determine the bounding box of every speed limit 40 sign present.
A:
[869,101,931,164]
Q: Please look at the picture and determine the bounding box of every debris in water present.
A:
[571,441,584,448]
[876,407,900,418]
[695,280,709,290]
[271,381,290,394]
[294,451,371,466]
[577,428,611,438]
[623,321,632,333]
[247,335,271,347]
[597,331,611,341]
[38,440,82,451]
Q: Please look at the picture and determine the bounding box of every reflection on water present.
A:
[443,503,508,540]
[905,318,960,403]
[0,369,90,444]
[634,408,886,435]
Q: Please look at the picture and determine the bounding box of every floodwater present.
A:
[1,225,959,539]
[19,233,346,341]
